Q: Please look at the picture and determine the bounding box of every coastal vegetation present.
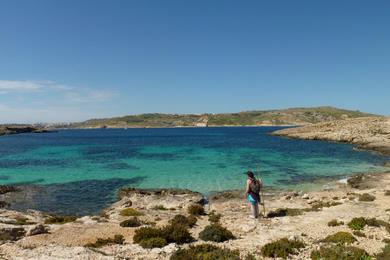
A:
[261,238,305,258]
[133,222,194,248]
[119,217,142,227]
[327,219,344,227]
[198,224,235,242]
[310,245,370,260]
[170,244,240,260]
[322,231,357,244]
[44,215,77,224]
[187,203,205,216]
[85,235,124,248]
[119,208,144,217]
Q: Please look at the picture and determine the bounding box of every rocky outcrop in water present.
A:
[273,117,390,156]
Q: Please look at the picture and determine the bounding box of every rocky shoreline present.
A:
[0,126,51,136]
[0,173,389,259]
[272,117,390,156]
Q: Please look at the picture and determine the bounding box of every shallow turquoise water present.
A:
[0,127,388,215]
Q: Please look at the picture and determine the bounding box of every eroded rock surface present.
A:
[273,117,390,155]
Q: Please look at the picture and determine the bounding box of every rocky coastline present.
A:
[0,126,51,136]
[0,173,389,259]
[272,117,390,156]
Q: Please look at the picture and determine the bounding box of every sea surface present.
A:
[0,127,388,215]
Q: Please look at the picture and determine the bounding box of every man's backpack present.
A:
[250,179,261,194]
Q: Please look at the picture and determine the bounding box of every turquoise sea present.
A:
[0,127,388,215]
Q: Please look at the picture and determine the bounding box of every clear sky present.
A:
[0,0,389,123]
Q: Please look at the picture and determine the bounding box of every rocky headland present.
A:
[0,173,389,259]
[0,126,50,136]
[273,117,390,156]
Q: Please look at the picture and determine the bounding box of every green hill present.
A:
[68,107,378,128]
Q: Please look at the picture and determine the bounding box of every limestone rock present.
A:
[27,224,48,236]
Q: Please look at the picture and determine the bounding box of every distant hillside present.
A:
[68,107,378,128]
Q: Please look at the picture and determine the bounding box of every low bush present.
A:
[44,215,77,224]
[328,219,344,227]
[311,244,370,260]
[133,227,164,244]
[152,205,168,210]
[309,201,342,211]
[208,211,222,223]
[266,208,302,218]
[353,230,366,237]
[85,235,124,248]
[139,237,167,248]
[366,218,388,227]
[385,190,390,196]
[162,224,194,244]
[133,223,194,248]
[170,244,240,260]
[376,241,390,260]
[323,232,356,244]
[199,224,235,242]
[187,204,205,216]
[261,238,305,259]
[359,193,376,202]
[169,214,197,228]
[120,217,142,227]
[120,208,143,217]
[348,217,367,230]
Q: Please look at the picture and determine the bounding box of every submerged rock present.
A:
[0,185,19,195]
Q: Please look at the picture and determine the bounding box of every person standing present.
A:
[245,171,263,218]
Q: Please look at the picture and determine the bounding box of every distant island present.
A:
[66,106,377,129]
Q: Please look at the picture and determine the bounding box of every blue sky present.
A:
[0,0,389,123]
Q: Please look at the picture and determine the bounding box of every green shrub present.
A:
[359,193,376,202]
[133,227,164,244]
[152,205,168,210]
[44,215,77,224]
[328,219,344,227]
[323,232,356,244]
[353,230,366,237]
[187,204,205,216]
[120,217,142,227]
[162,224,194,244]
[311,245,370,260]
[85,235,124,248]
[139,237,167,248]
[261,238,305,259]
[169,214,197,228]
[170,244,240,260]
[348,217,367,230]
[199,224,235,242]
[133,223,194,248]
[208,211,222,223]
[120,208,143,217]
